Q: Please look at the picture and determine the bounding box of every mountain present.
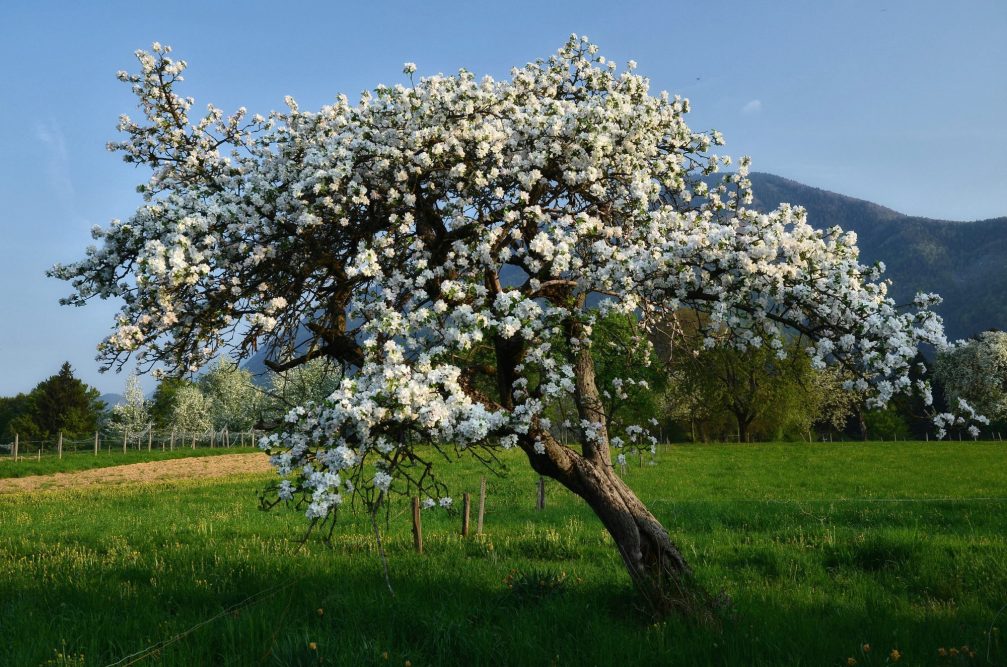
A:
[242,325,315,386]
[99,393,124,408]
[746,173,1007,341]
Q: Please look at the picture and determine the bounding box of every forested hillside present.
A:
[748,173,1007,341]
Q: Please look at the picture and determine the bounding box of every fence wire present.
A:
[1,428,263,458]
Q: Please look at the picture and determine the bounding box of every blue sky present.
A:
[0,0,1004,395]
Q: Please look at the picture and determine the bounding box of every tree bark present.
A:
[519,308,715,617]
[486,297,717,617]
[524,427,712,618]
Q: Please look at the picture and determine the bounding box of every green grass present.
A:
[1,442,1005,666]
[0,446,259,479]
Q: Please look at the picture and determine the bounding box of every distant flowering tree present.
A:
[265,357,342,421]
[109,370,151,434]
[934,330,1007,433]
[53,37,965,614]
[168,384,212,434]
[197,359,261,431]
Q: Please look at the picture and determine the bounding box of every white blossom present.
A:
[52,35,963,524]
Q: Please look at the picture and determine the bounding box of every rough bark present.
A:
[524,428,712,618]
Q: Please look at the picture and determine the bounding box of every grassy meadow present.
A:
[0,442,1005,666]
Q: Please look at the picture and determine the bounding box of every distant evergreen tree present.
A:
[0,394,33,440]
[18,362,104,439]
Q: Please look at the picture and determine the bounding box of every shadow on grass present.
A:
[3,559,1003,667]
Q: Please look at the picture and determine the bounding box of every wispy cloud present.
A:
[35,119,76,212]
[741,99,762,115]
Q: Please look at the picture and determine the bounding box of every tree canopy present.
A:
[53,37,962,613]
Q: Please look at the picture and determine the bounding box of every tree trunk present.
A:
[526,428,713,618]
[514,307,716,617]
[732,410,754,443]
[572,456,707,616]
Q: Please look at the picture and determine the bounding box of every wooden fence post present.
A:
[170,429,175,451]
[58,432,63,459]
[477,476,486,535]
[122,430,128,454]
[13,433,18,461]
[412,497,423,554]
[147,429,152,452]
[461,493,471,537]
[94,431,99,456]
[536,476,545,510]
[37,447,41,461]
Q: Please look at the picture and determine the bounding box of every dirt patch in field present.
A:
[0,452,272,494]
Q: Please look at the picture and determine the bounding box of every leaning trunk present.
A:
[572,455,708,615]
[517,307,714,616]
[526,428,714,618]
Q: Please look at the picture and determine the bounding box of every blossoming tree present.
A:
[935,330,1007,430]
[54,37,953,613]
[108,370,151,434]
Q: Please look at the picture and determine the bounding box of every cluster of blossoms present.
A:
[934,331,1007,427]
[932,399,989,440]
[53,36,972,524]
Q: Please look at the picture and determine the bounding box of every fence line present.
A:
[1,427,262,461]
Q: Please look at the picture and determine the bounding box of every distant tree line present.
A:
[0,358,342,443]
[3,327,1005,445]
[577,312,1007,444]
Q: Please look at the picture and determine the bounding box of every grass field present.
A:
[0,447,259,479]
[0,442,1004,666]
